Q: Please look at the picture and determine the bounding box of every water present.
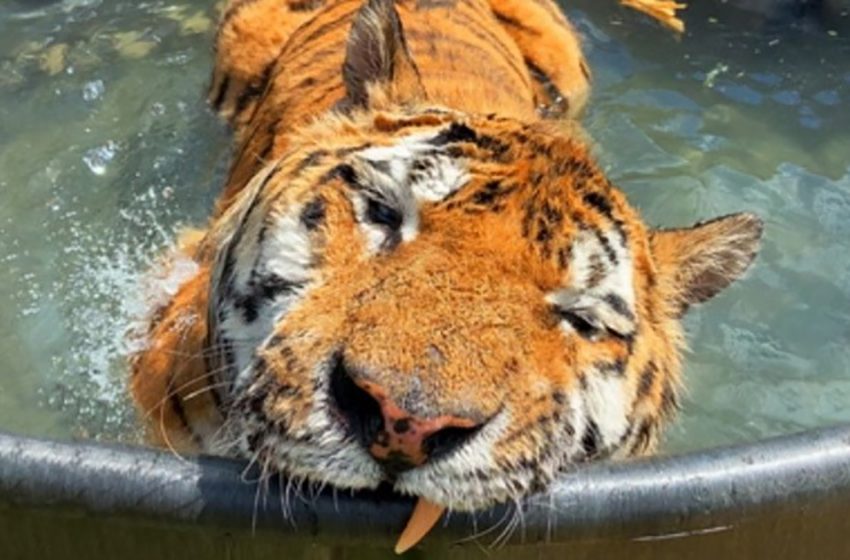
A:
[0,0,228,443]
[0,0,848,454]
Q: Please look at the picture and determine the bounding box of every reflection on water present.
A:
[0,0,848,453]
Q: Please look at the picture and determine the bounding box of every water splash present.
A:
[29,187,188,441]
[82,141,119,176]
[82,78,105,102]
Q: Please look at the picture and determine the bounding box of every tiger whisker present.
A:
[183,380,234,402]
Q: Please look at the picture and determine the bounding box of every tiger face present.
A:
[131,0,762,514]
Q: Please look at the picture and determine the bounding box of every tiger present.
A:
[131,0,762,520]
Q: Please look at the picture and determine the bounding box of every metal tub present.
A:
[1,426,849,559]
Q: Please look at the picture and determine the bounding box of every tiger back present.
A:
[209,0,590,205]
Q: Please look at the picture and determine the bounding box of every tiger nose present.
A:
[330,358,482,474]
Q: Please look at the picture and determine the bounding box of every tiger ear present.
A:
[650,212,764,317]
[342,0,425,108]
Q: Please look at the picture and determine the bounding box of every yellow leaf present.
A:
[38,44,69,76]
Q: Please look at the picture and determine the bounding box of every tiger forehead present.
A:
[246,117,636,289]
[268,116,626,215]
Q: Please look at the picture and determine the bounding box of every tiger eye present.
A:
[366,198,403,231]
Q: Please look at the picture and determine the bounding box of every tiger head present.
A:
[132,0,763,512]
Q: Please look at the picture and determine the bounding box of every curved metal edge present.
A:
[1,425,850,546]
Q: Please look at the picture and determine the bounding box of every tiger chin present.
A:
[130,0,763,517]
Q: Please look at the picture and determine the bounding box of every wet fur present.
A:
[131,0,763,512]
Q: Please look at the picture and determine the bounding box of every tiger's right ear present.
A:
[342,0,425,109]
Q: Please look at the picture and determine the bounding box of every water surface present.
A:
[0,0,849,454]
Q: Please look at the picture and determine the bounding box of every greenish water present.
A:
[0,0,848,455]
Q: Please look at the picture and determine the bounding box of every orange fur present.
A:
[131,0,760,511]
[208,0,590,207]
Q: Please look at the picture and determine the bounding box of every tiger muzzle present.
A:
[329,354,483,476]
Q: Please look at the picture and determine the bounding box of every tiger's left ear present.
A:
[650,212,764,317]
[342,0,425,108]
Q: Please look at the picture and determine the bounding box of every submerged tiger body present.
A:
[131,0,762,512]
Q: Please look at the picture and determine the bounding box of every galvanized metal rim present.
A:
[1,426,849,546]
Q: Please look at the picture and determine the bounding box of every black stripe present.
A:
[580,59,591,81]
[291,0,325,11]
[581,419,601,458]
[217,0,262,42]
[428,122,477,145]
[593,228,619,264]
[636,361,657,399]
[415,0,458,9]
[604,292,635,321]
[455,8,529,79]
[631,419,654,455]
[234,60,275,118]
[334,142,373,157]
[428,122,511,157]
[300,196,326,230]
[211,75,231,111]
[492,11,539,35]
[583,191,614,219]
[251,114,281,164]
[233,275,301,323]
[406,29,528,96]
[258,161,284,191]
[288,45,344,77]
[448,10,531,88]
[586,190,629,244]
[230,114,276,173]
[303,80,348,112]
[557,245,572,270]
[327,163,359,186]
[596,358,627,377]
[218,162,280,300]
[286,6,359,52]
[293,149,330,175]
[470,180,517,207]
[168,381,203,447]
